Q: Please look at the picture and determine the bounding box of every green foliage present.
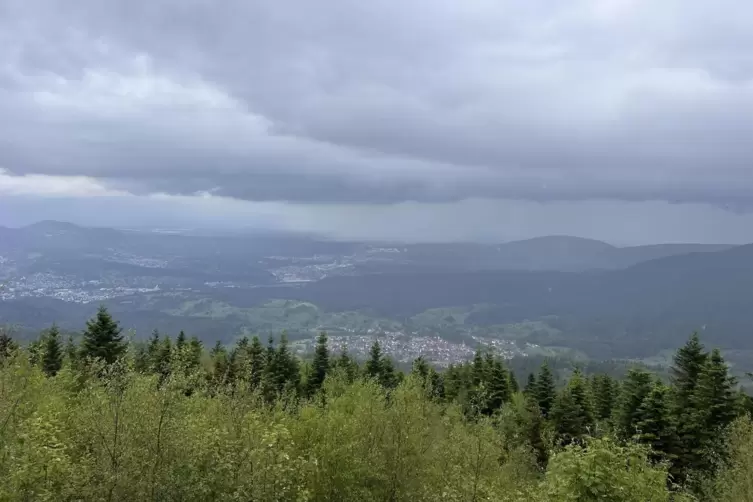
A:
[305,332,329,398]
[615,368,654,439]
[542,437,677,501]
[551,370,595,445]
[41,323,63,377]
[535,362,556,418]
[80,305,126,365]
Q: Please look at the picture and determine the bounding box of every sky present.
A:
[2,0,753,244]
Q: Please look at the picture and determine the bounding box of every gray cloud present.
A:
[2,0,753,205]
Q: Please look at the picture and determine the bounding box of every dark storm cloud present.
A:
[2,0,753,205]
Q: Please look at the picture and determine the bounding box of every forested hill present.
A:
[293,244,753,354]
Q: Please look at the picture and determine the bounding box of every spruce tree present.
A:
[147,329,161,372]
[508,371,519,393]
[380,355,398,389]
[333,348,358,383]
[64,335,78,368]
[247,335,265,390]
[670,333,710,479]
[535,362,556,418]
[0,328,13,361]
[524,373,537,395]
[634,382,679,465]
[80,306,125,364]
[156,335,173,380]
[671,332,708,411]
[690,348,738,473]
[42,324,63,377]
[614,368,653,439]
[412,356,431,381]
[176,330,187,350]
[274,333,300,394]
[306,332,330,397]
[551,370,594,444]
[188,336,203,368]
[366,340,383,380]
[483,358,511,415]
[592,374,617,422]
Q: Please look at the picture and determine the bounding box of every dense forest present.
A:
[1,307,753,501]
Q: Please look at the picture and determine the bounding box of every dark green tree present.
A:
[175,330,187,350]
[535,362,556,418]
[0,328,14,361]
[247,335,265,390]
[690,348,738,474]
[306,332,330,397]
[156,335,173,381]
[508,370,519,394]
[333,348,358,383]
[614,368,653,439]
[483,358,511,415]
[592,374,617,422]
[42,324,63,377]
[634,382,679,465]
[64,335,78,368]
[380,355,399,389]
[524,373,537,395]
[365,340,383,380]
[551,370,594,444]
[187,336,203,368]
[146,329,161,371]
[80,306,125,364]
[671,332,708,412]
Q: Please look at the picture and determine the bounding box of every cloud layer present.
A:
[2,0,753,207]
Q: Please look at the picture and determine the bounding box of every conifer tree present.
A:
[671,332,708,411]
[614,368,653,439]
[380,355,399,389]
[670,333,710,479]
[412,356,430,381]
[42,324,63,377]
[508,370,519,393]
[273,333,300,394]
[592,374,617,422]
[187,336,203,369]
[80,305,125,364]
[306,332,330,397]
[366,340,383,380]
[551,370,594,444]
[333,348,358,383]
[156,335,173,380]
[0,328,14,361]
[535,362,556,418]
[64,334,78,368]
[483,358,511,415]
[146,329,161,371]
[175,330,187,350]
[524,373,537,395]
[690,348,738,473]
[247,335,265,390]
[634,382,679,465]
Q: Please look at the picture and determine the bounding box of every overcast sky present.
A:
[2,0,753,244]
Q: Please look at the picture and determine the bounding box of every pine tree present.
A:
[471,349,485,387]
[524,373,537,395]
[333,348,358,383]
[306,332,330,397]
[412,356,431,381]
[670,333,710,480]
[0,328,14,361]
[634,382,679,465]
[366,340,383,380]
[671,332,708,411]
[147,329,161,371]
[614,368,653,439]
[64,335,78,368]
[483,358,511,415]
[380,355,398,389]
[508,371,519,394]
[80,306,125,364]
[690,349,738,473]
[247,335,265,390]
[42,324,63,377]
[535,362,556,418]
[156,335,173,380]
[187,336,203,368]
[175,330,187,350]
[551,370,594,444]
[592,374,617,422]
[274,333,300,394]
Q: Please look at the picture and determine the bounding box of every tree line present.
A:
[1,306,753,500]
